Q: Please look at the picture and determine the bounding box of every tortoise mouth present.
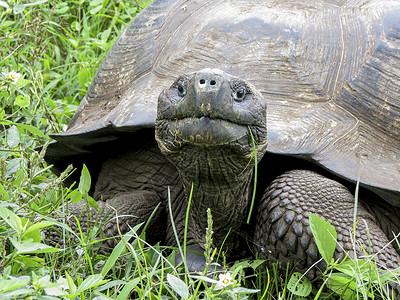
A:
[166,114,256,126]
[157,115,251,147]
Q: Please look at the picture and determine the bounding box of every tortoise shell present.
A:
[46,0,400,203]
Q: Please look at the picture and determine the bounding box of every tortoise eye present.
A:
[233,86,246,102]
[177,82,186,97]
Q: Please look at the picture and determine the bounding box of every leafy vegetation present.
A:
[1,0,399,299]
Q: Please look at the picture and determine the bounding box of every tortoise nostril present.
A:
[210,80,216,86]
[200,79,206,84]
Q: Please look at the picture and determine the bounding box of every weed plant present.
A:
[0,1,399,299]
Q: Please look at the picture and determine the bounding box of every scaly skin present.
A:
[254,170,400,279]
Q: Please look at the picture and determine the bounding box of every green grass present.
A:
[0,1,399,299]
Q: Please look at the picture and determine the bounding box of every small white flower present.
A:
[215,272,236,290]
[9,71,22,83]
[2,70,22,83]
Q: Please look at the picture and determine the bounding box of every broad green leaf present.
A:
[167,273,189,299]
[334,259,376,278]
[13,4,25,14]
[0,90,9,101]
[14,95,30,107]
[77,68,93,90]
[10,237,58,254]
[0,277,30,293]
[250,259,265,269]
[231,287,260,294]
[287,272,312,297]
[75,274,108,294]
[309,213,337,264]
[6,159,20,175]
[0,108,5,120]
[0,120,10,125]
[43,59,50,70]
[0,288,34,298]
[13,168,26,188]
[23,221,56,242]
[68,190,83,203]
[326,273,361,300]
[101,28,111,43]
[71,21,81,32]
[190,275,218,285]
[43,276,69,296]
[15,255,45,268]
[6,125,20,148]
[88,195,100,212]
[79,164,91,195]
[90,5,102,15]
[116,278,140,300]
[96,280,126,292]
[0,184,9,200]
[230,260,250,278]
[55,2,68,14]
[65,271,76,295]
[0,207,22,234]
[44,188,57,203]
[13,122,45,139]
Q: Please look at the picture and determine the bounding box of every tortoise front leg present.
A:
[254,169,400,279]
[47,189,167,252]
[48,145,184,251]
[66,190,166,250]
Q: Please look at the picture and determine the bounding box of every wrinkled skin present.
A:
[52,69,400,282]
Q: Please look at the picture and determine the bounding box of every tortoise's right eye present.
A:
[176,82,186,97]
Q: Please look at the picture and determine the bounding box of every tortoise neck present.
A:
[168,146,255,247]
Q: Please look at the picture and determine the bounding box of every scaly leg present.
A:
[254,169,400,279]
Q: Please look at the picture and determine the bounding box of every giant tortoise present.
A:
[45,0,400,278]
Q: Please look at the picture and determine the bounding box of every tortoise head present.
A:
[155,68,268,159]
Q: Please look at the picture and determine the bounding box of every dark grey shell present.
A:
[46,0,400,203]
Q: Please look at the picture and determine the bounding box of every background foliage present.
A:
[0,0,155,298]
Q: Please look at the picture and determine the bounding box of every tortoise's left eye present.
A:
[233,86,246,102]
